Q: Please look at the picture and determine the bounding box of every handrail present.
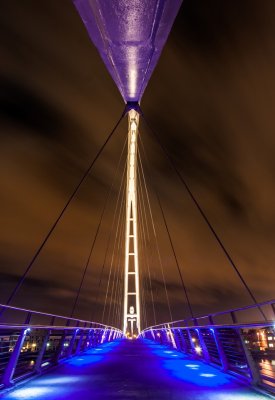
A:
[140,301,275,395]
[0,323,122,331]
[0,303,118,331]
[143,299,275,330]
[0,305,124,389]
[147,321,275,331]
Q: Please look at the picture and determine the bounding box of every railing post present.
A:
[75,329,85,354]
[67,329,79,357]
[196,329,211,363]
[2,327,30,387]
[230,311,237,324]
[208,315,214,325]
[172,329,181,351]
[211,328,228,372]
[88,329,94,348]
[53,319,71,364]
[35,330,51,373]
[85,324,92,349]
[238,328,261,385]
[187,329,197,356]
[178,329,188,353]
[92,329,97,346]
[92,329,98,346]
[105,329,110,342]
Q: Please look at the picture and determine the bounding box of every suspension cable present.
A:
[136,144,173,322]
[115,265,124,329]
[110,216,125,327]
[137,160,157,326]
[107,200,125,325]
[115,214,126,329]
[70,137,127,318]
[90,162,126,322]
[136,182,147,329]
[111,209,125,328]
[138,138,194,320]
[4,110,126,309]
[101,178,125,323]
[141,111,267,321]
[137,183,151,329]
[138,157,172,320]
[136,165,157,326]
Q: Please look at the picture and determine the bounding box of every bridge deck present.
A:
[0,339,270,399]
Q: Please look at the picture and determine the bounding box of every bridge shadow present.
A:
[0,339,270,399]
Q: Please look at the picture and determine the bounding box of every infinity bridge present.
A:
[0,302,274,399]
[0,1,274,399]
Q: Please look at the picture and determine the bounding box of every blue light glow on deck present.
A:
[1,339,270,400]
[7,387,54,399]
[67,339,121,367]
[145,339,231,387]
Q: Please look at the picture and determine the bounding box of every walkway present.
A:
[0,339,270,399]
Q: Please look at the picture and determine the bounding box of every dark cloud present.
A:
[0,0,274,329]
[0,76,63,137]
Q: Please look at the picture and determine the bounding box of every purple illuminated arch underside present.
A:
[73,0,182,103]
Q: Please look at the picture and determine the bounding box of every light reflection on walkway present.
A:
[0,339,271,400]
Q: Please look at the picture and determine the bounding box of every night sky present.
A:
[1,0,275,328]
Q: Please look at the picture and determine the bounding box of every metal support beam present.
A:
[238,328,261,385]
[123,109,141,336]
[35,330,50,373]
[211,328,229,372]
[67,329,79,357]
[2,328,29,386]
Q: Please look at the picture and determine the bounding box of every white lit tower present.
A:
[123,108,141,337]
[73,0,183,338]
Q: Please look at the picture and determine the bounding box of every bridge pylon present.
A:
[123,108,141,337]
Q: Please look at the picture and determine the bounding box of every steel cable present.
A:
[70,137,127,319]
[140,111,267,321]
[3,110,126,310]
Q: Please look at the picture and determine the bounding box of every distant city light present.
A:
[195,346,202,354]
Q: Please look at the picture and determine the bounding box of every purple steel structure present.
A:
[0,1,185,392]
[0,303,123,388]
[73,0,182,103]
[0,2,274,398]
[73,0,183,337]
[140,300,275,393]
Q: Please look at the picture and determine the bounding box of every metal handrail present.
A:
[141,302,275,395]
[0,304,124,389]
[143,299,275,330]
[0,303,118,330]
[147,321,275,330]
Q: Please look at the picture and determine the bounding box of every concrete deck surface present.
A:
[0,339,271,399]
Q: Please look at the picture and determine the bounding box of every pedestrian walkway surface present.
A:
[0,339,271,399]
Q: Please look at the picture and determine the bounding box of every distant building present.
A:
[243,328,275,352]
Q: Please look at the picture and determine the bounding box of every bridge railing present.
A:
[0,303,123,390]
[140,299,275,394]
